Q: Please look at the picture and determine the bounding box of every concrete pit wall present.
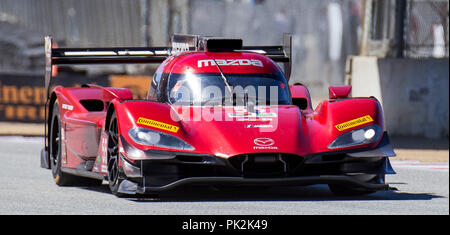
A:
[348,56,449,139]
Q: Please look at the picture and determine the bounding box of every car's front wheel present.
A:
[106,111,126,197]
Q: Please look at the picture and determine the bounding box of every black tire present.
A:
[49,101,102,186]
[49,101,79,186]
[106,111,126,197]
[328,174,385,196]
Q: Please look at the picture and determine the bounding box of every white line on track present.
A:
[391,160,449,172]
[0,136,44,143]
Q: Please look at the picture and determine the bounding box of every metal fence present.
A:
[404,0,449,58]
[0,0,144,47]
[0,0,145,74]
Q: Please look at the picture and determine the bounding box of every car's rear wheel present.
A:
[328,174,385,196]
[50,101,72,185]
[107,112,126,197]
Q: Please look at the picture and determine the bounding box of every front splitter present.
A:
[132,175,391,194]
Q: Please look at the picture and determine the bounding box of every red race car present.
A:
[40,34,396,197]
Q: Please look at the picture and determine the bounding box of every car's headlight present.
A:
[328,124,381,149]
[128,127,194,151]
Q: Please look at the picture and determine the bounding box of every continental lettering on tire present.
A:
[137,117,179,133]
[335,115,373,131]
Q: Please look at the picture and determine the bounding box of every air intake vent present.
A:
[228,153,303,177]
[80,99,104,111]
[200,38,243,52]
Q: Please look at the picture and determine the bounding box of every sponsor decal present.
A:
[229,113,277,118]
[245,124,273,128]
[95,134,109,173]
[172,42,190,53]
[137,117,180,133]
[94,155,101,173]
[101,165,108,173]
[253,137,278,150]
[101,134,108,163]
[234,106,271,113]
[254,138,275,146]
[198,59,263,68]
[237,117,272,122]
[61,104,73,110]
[230,106,276,119]
[234,106,247,113]
[335,115,373,131]
[228,112,277,118]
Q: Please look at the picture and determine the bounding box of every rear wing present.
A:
[45,33,292,100]
[44,36,171,100]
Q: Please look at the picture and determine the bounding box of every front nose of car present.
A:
[178,105,304,157]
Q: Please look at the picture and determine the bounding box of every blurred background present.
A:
[0,0,448,142]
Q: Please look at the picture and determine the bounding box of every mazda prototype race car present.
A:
[41,34,396,197]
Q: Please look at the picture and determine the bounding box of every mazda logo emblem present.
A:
[253,138,275,147]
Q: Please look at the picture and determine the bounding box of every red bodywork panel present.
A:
[52,85,132,169]
[50,51,385,176]
[329,85,352,99]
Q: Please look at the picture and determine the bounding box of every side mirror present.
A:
[329,85,352,99]
[289,84,312,111]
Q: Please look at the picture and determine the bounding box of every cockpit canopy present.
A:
[147,51,291,105]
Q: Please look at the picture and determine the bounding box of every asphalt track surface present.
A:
[0,136,448,215]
